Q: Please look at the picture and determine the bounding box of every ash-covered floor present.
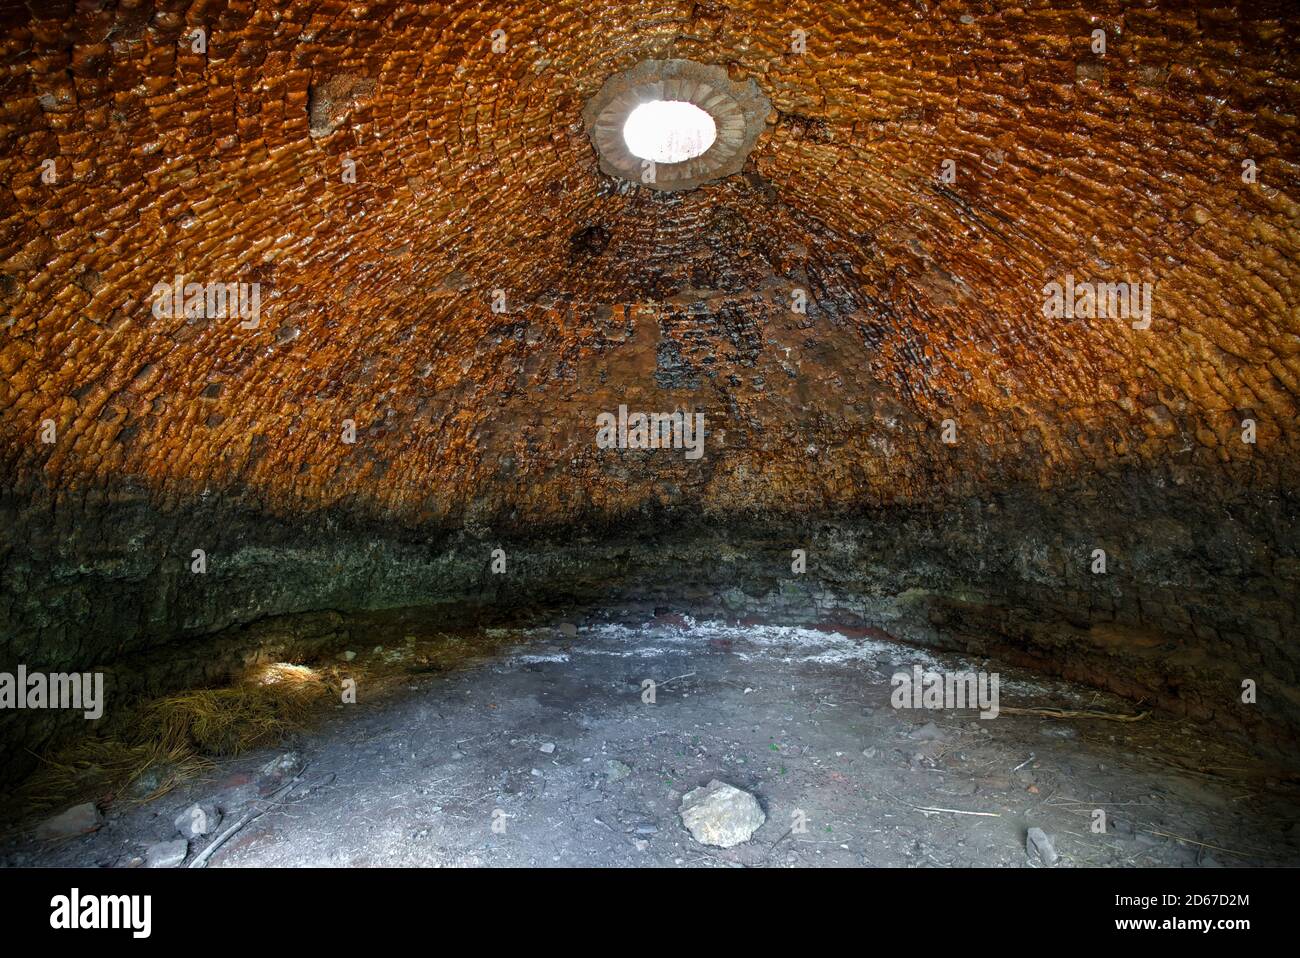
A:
[6,616,1299,868]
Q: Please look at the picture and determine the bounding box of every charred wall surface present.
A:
[3,471,1296,777]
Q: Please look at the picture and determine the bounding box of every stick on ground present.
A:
[188,767,317,868]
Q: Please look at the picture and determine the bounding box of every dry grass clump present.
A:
[138,663,334,757]
[15,739,210,813]
[12,629,513,819]
[12,660,349,816]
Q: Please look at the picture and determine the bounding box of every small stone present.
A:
[145,839,189,868]
[604,759,632,782]
[939,780,977,797]
[340,650,356,662]
[634,824,658,835]
[908,721,949,742]
[557,622,578,637]
[174,802,222,838]
[128,765,170,799]
[539,742,556,754]
[634,839,649,851]
[1026,827,1058,866]
[680,779,766,848]
[861,747,878,759]
[256,751,303,795]
[36,802,102,840]
[1040,724,1077,739]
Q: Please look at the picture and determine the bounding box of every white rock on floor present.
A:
[174,802,222,838]
[145,839,189,868]
[679,779,765,848]
[36,802,102,840]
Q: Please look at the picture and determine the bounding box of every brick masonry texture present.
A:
[0,2,1297,770]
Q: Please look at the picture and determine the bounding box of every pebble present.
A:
[908,721,949,742]
[1040,724,1078,739]
[145,839,189,868]
[1026,827,1059,866]
[174,802,221,839]
[256,751,304,796]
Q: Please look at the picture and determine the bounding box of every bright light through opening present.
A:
[622,100,717,163]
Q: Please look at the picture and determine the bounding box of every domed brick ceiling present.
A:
[1,0,1300,780]
[2,0,1296,527]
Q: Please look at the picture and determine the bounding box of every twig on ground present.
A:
[1141,828,1267,860]
[889,793,1001,817]
[1000,706,1150,722]
[767,825,795,854]
[657,672,696,688]
[1045,798,1155,807]
[188,767,327,868]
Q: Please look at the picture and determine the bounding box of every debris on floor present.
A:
[3,613,1298,869]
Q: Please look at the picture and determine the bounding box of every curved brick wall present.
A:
[0,1,1297,767]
